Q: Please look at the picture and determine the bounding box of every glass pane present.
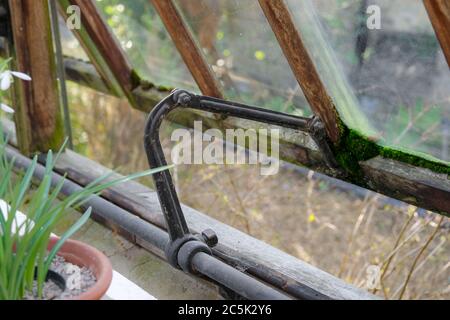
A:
[286,0,450,162]
[67,82,150,173]
[174,0,312,116]
[94,0,198,92]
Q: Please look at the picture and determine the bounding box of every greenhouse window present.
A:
[0,0,448,300]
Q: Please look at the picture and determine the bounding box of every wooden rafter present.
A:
[423,0,450,67]
[258,0,341,144]
[8,0,64,154]
[151,0,223,98]
[58,0,137,105]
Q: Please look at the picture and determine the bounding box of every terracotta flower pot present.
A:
[48,236,113,300]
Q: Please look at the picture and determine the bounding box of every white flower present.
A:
[0,71,32,91]
[1,103,14,114]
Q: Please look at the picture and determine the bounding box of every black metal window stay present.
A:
[144,89,337,300]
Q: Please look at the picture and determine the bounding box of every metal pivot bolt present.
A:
[201,229,219,247]
[173,89,192,106]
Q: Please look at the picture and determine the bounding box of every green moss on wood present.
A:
[334,127,379,182]
[379,147,450,174]
[334,125,450,183]
[130,69,142,90]
[38,115,66,153]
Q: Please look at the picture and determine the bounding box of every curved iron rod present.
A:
[144,89,337,243]
[144,92,190,241]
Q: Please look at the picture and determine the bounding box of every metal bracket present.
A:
[144,89,339,272]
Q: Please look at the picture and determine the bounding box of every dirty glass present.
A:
[94,0,198,92]
[174,0,312,116]
[286,0,450,162]
[66,81,151,174]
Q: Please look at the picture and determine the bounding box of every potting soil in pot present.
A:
[24,256,97,300]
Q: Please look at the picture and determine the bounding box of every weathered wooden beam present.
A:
[423,0,450,67]
[361,157,450,216]
[63,57,122,97]
[151,0,224,98]
[8,0,65,155]
[57,0,138,106]
[63,57,172,110]
[258,0,341,144]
